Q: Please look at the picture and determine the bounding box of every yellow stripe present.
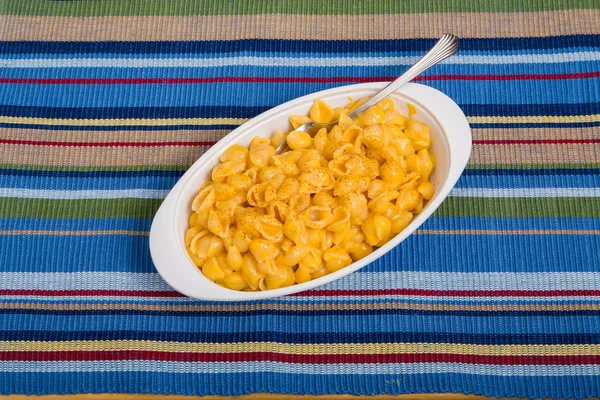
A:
[0,340,598,356]
[2,115,597,126]
[468,115,600,124]
[0,116,249,126]
[0,230,149,236]
[4,302,596,312]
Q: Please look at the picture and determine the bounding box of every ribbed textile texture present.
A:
[0,1,599,398]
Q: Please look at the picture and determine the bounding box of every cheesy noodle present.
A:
[185,97,435,291]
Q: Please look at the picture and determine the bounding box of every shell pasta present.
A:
[186,97,435,291]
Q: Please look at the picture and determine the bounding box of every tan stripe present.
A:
[471,127,600,141]
[417,230,600,235]
[2,127,597,143]
[1,142,596,167]
[0,144,208,167]
[1,11,598,41]
[470,143,600,166]
[1,302,598,312]
[0,128,229,143]
[0,230,149,236]
[0,340,598,356]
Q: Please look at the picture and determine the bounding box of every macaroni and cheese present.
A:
[185,97,435,291]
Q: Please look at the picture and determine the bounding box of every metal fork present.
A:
[275,33,459,154]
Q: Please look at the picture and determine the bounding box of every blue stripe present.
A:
[0,330,596,345]
[0,373,597,399]
[421,217,600,231]
[0,104,266,118]
[1,167,597,180]
[1,45,599,59]
[4,169,600,190]
[3,309,597,316]
[1,102,599,119]
[1,61,599,79]
[2,122,598,131]
[0,169,186,178]
[3,122,598,130]
[1,80,599,107]
[1,216,598,233]
[464,168,600,176]
[1,36,598,54]
[367,235,600,273]
[454,173,600,189]
[1,47,599,60]
[1,297,593,307]
[1,234,599,273]
[0,308,600,318]
[0,175,180,190]
[2,313,599,335]
[0,236,153,272]
[0,123,238,131]
[0,217,151,231]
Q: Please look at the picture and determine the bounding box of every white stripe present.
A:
[2,187,598,200]
[0,188,169,199]
[0,361,598,376]
[450,188,600,198]
[1,295,599,303]
[1,52,599,68]
[1,272,600,291]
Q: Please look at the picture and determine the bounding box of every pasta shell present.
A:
[191,185,216,212]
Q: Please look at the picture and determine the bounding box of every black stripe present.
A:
[0,123,240,131]
[1,103,598,119]
[0,330,598,345]
[0,35,598,54]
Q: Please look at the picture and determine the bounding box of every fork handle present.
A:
[348,34,459,119]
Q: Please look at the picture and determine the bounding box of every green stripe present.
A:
[436,197,600,218]
[0,198,162,219]
[0,197,597,219]
[1,0,597,16]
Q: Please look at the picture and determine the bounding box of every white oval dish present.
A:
[150,82,472,301]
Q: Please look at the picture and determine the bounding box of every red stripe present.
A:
[3,288,600,298]
[0,139,216,147]
[474,139,600,145]
[0,289,185,298]
[1,72,598,85]
[292,289,600,297]
[1,350,599,365]
[422,71,600,81]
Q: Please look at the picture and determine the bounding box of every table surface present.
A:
[1,1,599,399]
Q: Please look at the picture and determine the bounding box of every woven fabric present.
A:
[1,1,599,398]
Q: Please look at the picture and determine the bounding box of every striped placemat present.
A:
[1,1,599,398]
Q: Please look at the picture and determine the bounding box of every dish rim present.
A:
[149,82,472,301]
